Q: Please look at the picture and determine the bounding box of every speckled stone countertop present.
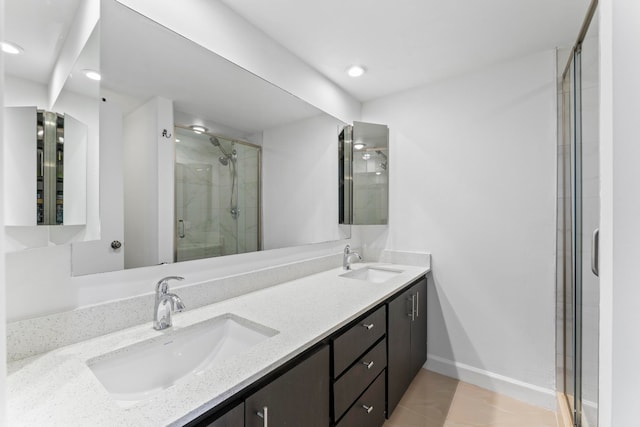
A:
[7,262,429,426]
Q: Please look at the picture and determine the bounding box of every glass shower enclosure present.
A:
[557,3,599,426]
[174,126,261,262]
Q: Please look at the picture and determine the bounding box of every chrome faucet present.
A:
[153,276,186,330]
[343,244,362,270]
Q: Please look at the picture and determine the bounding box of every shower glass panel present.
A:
[577,12,599,427]
[559,52,576,419]
[558,5,599,427]
[174,127,260,262]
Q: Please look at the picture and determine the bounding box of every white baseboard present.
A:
[425,354,557,411]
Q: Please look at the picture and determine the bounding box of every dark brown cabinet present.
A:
[202,402,244,427]
[331,306,387,427]
[245,345,330,427]
[387,277,428,416]
[185,275,428,427]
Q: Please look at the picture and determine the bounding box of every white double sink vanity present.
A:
[7,259,430,426]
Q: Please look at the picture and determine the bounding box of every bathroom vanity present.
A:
[7,262,429,426]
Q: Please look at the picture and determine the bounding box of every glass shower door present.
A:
[174,127,261,262]
[560,7,599,426]
[575,14,600,427]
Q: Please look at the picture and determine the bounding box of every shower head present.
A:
[210,135,234,159]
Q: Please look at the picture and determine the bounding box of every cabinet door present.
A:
[387,287,413,416]
[245,345,330,427]
[410,278,428,377]
[203,402,244,427]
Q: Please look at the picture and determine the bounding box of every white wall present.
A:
[598,1,640,426]
[71,100,125,275]
[123,96,174,269]
[262,113,347,249]
[361,50,558,408]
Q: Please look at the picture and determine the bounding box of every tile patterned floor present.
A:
[383,369,558,427]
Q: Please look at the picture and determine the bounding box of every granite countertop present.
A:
[7,262,429,426]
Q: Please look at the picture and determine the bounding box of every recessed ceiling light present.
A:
[175,138,181,143]
[354,142,365,150]
[1,41,24,55]
[347,65,366,78]
[190,125,207,134]
[83,69,101,81]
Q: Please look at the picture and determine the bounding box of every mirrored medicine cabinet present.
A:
[339,121,389,225]
[4,107,88,226]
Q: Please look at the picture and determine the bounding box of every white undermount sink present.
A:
[340,266,403,283]
[87,314,278,405]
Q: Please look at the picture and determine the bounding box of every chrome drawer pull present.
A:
[362,360,374,369]
[362,404,374,414]
[362,323,374,330]
[257,406,268,427]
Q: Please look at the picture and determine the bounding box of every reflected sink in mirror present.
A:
[87,314,278,406]
[340,266,403,283]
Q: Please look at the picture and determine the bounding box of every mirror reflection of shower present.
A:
[210,136,240,219]
[174,126,261,262]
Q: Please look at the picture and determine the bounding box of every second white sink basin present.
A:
[341,266,403,283]
[87,314,278,405]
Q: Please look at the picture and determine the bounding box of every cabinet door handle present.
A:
[362,360,374,369]
[257,406,268,427]
[362,323,374,330]
[411,294,416,321]
[362,404,374,414]
[416,291,420,318]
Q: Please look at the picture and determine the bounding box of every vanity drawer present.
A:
[336,370,386,427]
[334,338,386,420]
[333,306,386,377]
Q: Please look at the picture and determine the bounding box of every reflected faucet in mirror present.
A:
[153,276,185,330]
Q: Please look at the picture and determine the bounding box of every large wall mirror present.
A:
[4,0,350,275]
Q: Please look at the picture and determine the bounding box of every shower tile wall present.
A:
[219,162,237,256]
[176,163,222,261]
[240,146,259,253]
[216,140,260,257]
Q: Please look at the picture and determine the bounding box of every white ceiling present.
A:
[4,0,82,84]
[220,0,591,101]
[4,0,592,131]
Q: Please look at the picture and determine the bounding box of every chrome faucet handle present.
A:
[170,294,186,312]
[156,276,184,293]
